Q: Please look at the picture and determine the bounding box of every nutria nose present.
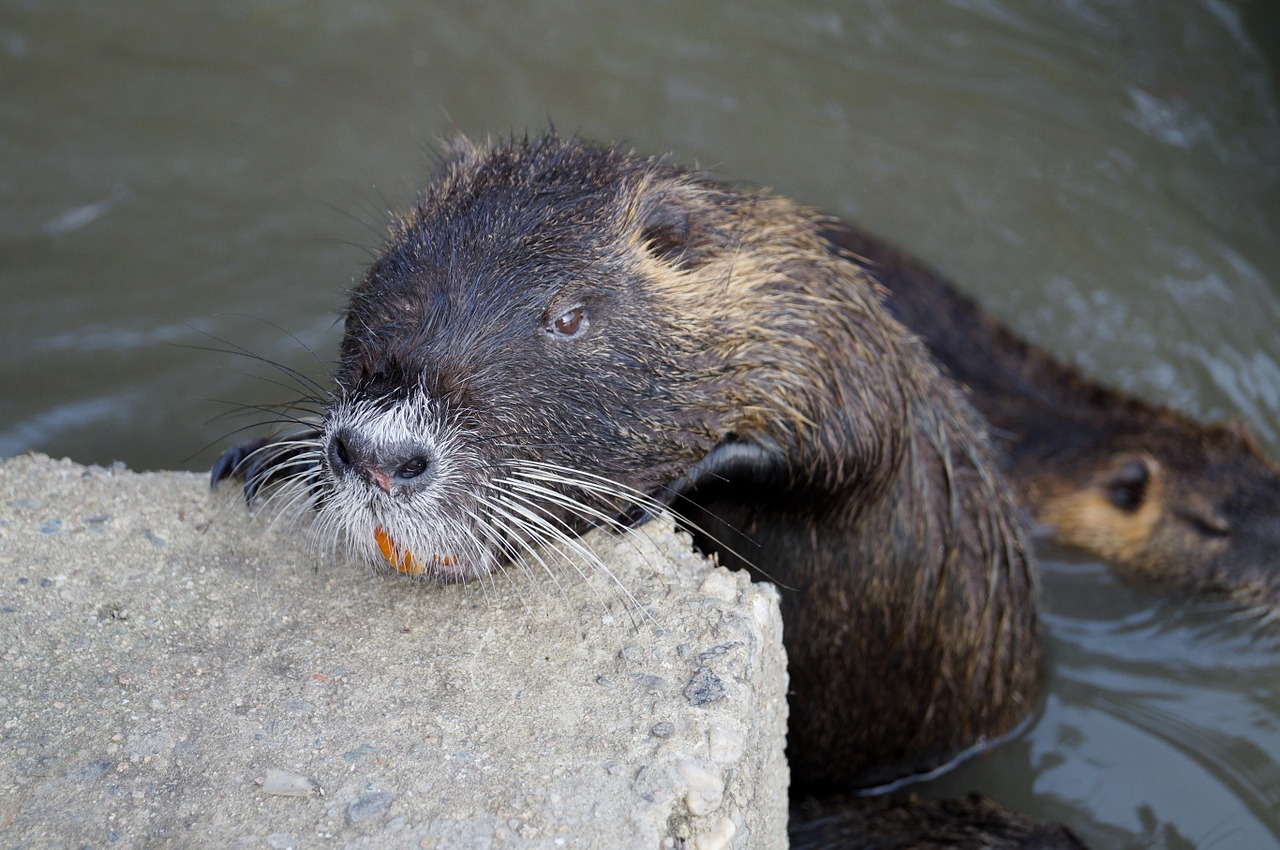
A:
[327,428,435,494]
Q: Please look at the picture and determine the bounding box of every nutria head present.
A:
[1032,418,1280,608]
[292,133,911,582]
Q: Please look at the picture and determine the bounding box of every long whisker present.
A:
[484,484,613,576]
[255,468,324,526]
[504,458,768,580]
[482,498,576,593]
[485,488,648,623]
[182,320,334,401]
[207,399,327,427]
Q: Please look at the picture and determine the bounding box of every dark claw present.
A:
[621,503,654,528]
[241,453,268,506]
[210,437,270,491]
[211,437,282,506]
[211,431,326,509]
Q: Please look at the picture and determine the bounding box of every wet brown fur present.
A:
[822,223,1280,612]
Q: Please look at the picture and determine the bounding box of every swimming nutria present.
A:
[212,132,1041,797]
[820,223,1280,612]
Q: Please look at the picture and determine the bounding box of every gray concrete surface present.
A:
[0,453,788,849]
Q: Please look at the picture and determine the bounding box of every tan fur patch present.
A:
[1039,457,1165,565]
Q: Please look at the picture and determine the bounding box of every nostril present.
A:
[327,429,356,474]
[325,428,433,491]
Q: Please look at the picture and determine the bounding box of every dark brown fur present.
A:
[792,793,1087,850]
[213,134,1041,797]
[822,223,1280,612]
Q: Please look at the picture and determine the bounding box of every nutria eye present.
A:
[1103,457,1150,513]
[548,307,588,338]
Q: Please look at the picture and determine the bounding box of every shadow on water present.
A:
[3,1,1279,844]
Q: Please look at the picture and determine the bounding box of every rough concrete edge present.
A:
[0,453,789,849]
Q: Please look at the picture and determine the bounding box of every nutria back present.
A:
[214,133,1040,793]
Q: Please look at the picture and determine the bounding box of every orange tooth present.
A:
[374,527,424,575]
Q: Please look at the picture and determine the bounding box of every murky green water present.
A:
[3,1,1278,845]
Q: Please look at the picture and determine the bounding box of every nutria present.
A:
[820,223,1280,611]
[212,132,1041,801]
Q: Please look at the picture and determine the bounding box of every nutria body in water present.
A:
[213,133,1040,797]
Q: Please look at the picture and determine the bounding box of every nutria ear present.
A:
[640,201,693,266]
[1102,454,1153,513]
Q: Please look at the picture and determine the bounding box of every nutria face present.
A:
[1037,423,1280,607]
[211,136,899,582]
[307,140,738,580]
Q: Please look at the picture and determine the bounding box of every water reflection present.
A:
[924,549,1280,847]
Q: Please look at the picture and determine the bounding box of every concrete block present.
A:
[0,453,788,849]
